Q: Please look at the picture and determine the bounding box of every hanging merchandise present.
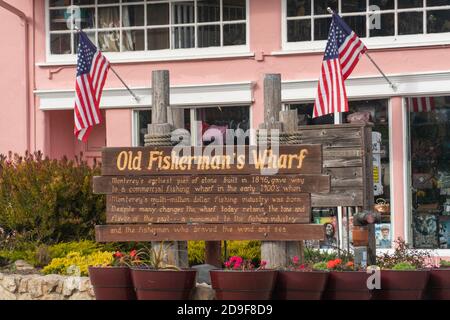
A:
[373,132,383,196]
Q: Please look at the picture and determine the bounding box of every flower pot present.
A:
[210,270,277,300]
[373,270,429,300]
[273,271,329,300]
[131,268,197,300]
[428,269,450,300]
[88,266,136,300]
[323,271,372,300]
[352,226,369,247]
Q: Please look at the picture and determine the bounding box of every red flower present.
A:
[346,261,354,268]
[327,260,336,269]
[114,251,124,258]
[334,259,342,265]
[130,250,137,258]
[260,260,267,267]
[299,264,306,270]
[224,262,231,268]
[292,256,300,264]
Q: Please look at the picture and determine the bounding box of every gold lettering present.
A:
[297,149,309,169]
[116,151,128,171]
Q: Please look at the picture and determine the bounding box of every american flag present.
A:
[313,13,367,118]
[74,31,110,141]
[406,97,435,113]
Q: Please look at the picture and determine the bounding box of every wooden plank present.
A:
[101,145,322,176]
[311,188,364,207]
[93,174,331,195]
[95,224,325,242]
[289,128,363,148]
[325,167,363,188]
[105,193,311,224]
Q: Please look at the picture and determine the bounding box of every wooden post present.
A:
[205,242,222,268]
[260,74,300,268]
[146,70,187,268]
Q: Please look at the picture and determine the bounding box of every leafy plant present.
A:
[187,241,261,266]
[42,251,114,276]
[223,256,267,271]
[392,262,417,271]
[0,152,105,246]
[133,243,180,270]
[303,246,354,265]
[326,259,356,271]
[312,262,328,271]
[440,260,450,268]
[377,238,433,269]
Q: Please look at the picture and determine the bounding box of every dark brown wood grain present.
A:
[100,145,322,176]
[93,174,331,195]
[95,223,325,242]
[105,193,311,224]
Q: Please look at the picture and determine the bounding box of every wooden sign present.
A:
[95,224,325,242]
[100,145,322,176]
[106,193,311,224]
[93,174,331,195]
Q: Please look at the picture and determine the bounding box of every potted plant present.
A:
[373,239,431,300]
[322,258,372,300]
[130,243,197,300]
[428,260,450,300]
[88,250,137,300]
[210,256,277,300]
[273,256,329,300]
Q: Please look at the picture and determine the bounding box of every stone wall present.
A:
[0,273,94,300]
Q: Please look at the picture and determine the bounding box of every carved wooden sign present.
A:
[94,145,329,242]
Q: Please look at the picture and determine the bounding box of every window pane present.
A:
[342,0,366,13]
[223,0,246,21]
[122,5,145,27]
[98,31,120,52]
[148,4,169,26]
[287,0,311,17]
[408,96,450,249]
[370,13,394,37]
[369,0,394,10]
[398,0,423,9]
[122,30,145,51]
[173,26,195,48]
[79,8,95,29]
[314,17,332,41]
[98,7,120,28]
[198,25,220,48]
[74,0,95,5]
[172,1,195,24]
[314,0,337,15]
[49,0,70,7]
[289,104,334,125]
[287,19,311,42]
[223,23,246,46]
[198,0,220,23]
[343,15,366,37]
[148,28,170,50]
[51,33,71,54]
[50,9,70,31]
[399,12,423,35]
[428,0,450,6]
[137,110,151,147]
[428,10,450,34]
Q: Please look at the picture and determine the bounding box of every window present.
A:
[285,0,450,44]
[135,106,250,147]
[48,0,247,55]
[407,96,450,249]
[289,99,391,249]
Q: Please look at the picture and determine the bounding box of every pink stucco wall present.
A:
[2,0,450,245]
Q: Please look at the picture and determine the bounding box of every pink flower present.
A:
[261,260,267,266]
[292,256,300,264]
[224,262,231,268]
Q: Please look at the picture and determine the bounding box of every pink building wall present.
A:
[1,0,450,249]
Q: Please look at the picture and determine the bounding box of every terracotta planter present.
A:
[428,269,450,300]
[273,271,329,300]
[373,270,429,300]
[352,226,369,247]
[88,267,136,300]
[210,270,277,300]
[131,268,197,300]
[323,271,372,300]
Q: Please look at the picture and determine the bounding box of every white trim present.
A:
[36,81,255,110]
[388,98,396,244]
[279,0,450,54]
[402,98,411,244]
[281,70,450,102]
[45,0,251,64]
[377,249,450,258]
[131,110,139,147]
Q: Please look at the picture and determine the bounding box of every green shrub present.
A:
[0,152,105,245]
[312,262,328,271]
[304,247,353,265]
[392,262,417,271]
[187,241,261,266]
[440,260,450,268]
[42,251,114,276]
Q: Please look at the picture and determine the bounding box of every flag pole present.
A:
[326,7,397,92]
[74,26,141,102]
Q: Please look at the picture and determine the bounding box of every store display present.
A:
[375,224,391,249]
[413,214,438,249]
[438,218,450,249]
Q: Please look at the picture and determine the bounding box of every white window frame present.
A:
[279,0,450,54]
[45,0,251,64]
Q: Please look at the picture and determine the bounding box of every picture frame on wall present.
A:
[413,214,439,249]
